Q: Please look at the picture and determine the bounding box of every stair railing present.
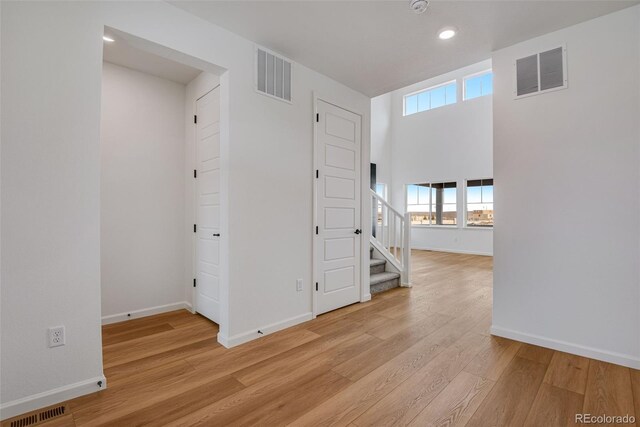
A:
[370,189,411,286]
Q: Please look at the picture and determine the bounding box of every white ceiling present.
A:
[170,0,638,96]
[103,30,202,85]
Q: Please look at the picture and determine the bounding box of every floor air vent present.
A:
[2,405,67,427]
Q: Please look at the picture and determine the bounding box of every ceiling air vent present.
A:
[256,47,292,103]
[515,45,567,98]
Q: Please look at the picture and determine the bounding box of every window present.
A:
[466,179,494,227]
[464,71,493,100]
[375,183,387,200]
[407,182,457,226]
[404,81,457,116]
[375,183,387,227]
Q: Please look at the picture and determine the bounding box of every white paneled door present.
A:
[315,99,362,315]
[195,86,221,324]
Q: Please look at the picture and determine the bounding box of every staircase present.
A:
[370,189,411,292]
[369,247,401,294]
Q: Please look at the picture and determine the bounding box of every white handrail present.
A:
[370,189,411,286]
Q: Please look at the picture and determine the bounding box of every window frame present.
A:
[464,178,494,229]
[402,80,457,117]
[406,181,458,227]
[463,69,493,101]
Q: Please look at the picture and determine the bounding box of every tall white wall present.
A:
[372,60,494,255]
[0,0,370,416]
[100,62,187,320]
[492,5,640,368]
[371,93,392,189]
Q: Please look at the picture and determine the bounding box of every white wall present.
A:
[371,93,392,189]
[372,60,494,255]
[492,5,640,368]
[0,1,370,416]
[100,62,187,321]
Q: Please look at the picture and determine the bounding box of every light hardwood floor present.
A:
[37,251,640,426]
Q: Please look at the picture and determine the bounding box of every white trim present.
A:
[216,312,313,348]
[0,375,107,421]
[491,325,640,369]
[411,246,493,257]
[101,302,192,325]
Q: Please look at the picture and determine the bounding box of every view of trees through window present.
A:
[406,182,457,225]
[466,179,494,227]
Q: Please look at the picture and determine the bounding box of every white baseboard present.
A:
[0,375,106,421]
[491,325,640,369]
[361,293,372,302]
[101,301,192,325]
[412,246,493,257]
[217,312,313,348]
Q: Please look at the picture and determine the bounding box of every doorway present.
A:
[100,27,227,335]
[313,98,363,315]
[194,86,222,324]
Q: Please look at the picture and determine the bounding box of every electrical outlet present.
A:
[48,326,65,348]
[296,279,303,292]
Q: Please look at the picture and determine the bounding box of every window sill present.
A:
[463,226,494,230]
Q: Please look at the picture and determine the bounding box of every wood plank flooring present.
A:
[34,250,639,426]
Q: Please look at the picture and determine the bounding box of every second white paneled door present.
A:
[315,99,362,315]
[195,86,221,324]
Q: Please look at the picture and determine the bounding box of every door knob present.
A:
[213,233,220,237]
[354,229,362,234]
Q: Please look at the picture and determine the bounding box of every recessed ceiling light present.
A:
[103,36,115,43]
[438,27,457,40]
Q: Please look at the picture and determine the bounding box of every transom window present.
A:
[403,81,457,116]
[466,179,494,227]
[407,182,457,226]
[464,71,493,100]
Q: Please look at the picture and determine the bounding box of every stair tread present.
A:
[370,271,400,285]
[369,259,386,267]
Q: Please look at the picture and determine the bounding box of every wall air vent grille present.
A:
[256,47,292,103]
[3,405,67,427]
[515,45,567,98]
